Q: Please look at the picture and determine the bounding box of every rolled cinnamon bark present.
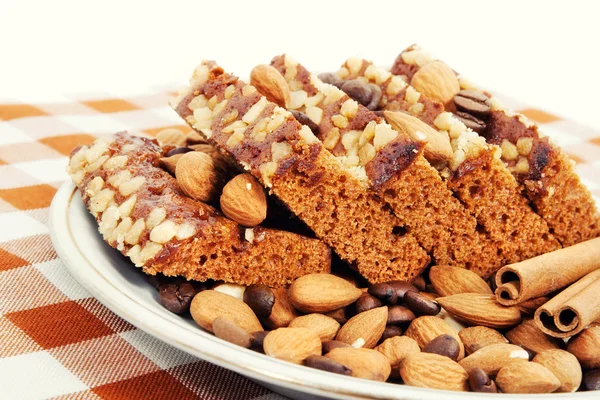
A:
[535,269,600,338]
[495,237,600,306]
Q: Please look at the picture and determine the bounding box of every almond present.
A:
[212,317,252,348]
[156,128,187,147]
[325,347,391,381]
[185,130,206,145]
[437,293,521,329]
[289,313,340,341]
[190,290,263,334]
[176,152,228,203]
[263,327,321,364]
[404,316,465,360]
[459,343,529,376]
[220,173,267,226]
[264,287,298,329]
[496,360,561,394]
[410,60,460,107]
[429,266,493,297]
[383,110,452,163]
[567,325,600,369]
[375,336,420,376]
[288,273,363,313]
[335,306,387,349]
[533,349,582,393]
[250,64,291,108]
[459,326,508,355]
[506,319,564,356]
[400,352,469,391]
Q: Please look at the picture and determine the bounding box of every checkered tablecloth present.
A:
[0,89,599,400]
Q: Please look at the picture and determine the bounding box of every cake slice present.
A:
[333,58,560,272]
[171,62,430,283]
[67,132,331,287]
[391,45,600,246]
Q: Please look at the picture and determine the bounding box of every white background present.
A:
[2,0,600,127]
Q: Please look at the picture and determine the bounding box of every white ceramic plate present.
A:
[50,181,595,399]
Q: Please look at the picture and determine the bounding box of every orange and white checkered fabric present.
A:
[0,89,598,399]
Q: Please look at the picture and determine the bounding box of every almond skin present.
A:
[220,173,267,227]
[190,290,263,334]
[496,361,561,394]
[289,313,340,341]
[566,326,600,369]
[263,327,321,364]
[176,152,227,203]
[459,343,529,376]
[410,60,460,107]
[429,266,493,297]
[375,336,420,376]
[335,306,387,349]
[437,293,521,329]
[459,326,508,355]
[250,64,291,108]
[400,352,469,391]
[506,318,564,356]
[533,349,582,393]
[404,316,465,360]
[325,347,391,381]
[288,273,363,313]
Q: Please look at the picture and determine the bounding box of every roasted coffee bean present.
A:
[454,90,491,117]
[583,369,600,391]
[423,334,461,361]
[468,367,498,393]
[355,293,383,313]
[340,80,373,107]
[147,273,173,289]
[158,281,196,314]
[455,111,486,134]
[250,330,268,352]
[404,291,441,316]
[387,280,419,301]
[380,325,403,342]
[387,305,416,326]
[322,340,352,354]
[413,275,427,291]
[368,283,398,305]
[212,317,252,348]
[366,84,382,111]
[317,72,342,87]
[305,355,352,376]
[166,146,194,157]
[243,284,275,318]
[290,110,320,135]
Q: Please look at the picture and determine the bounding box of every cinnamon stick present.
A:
[534,269,600,338]
[495,237,600,306]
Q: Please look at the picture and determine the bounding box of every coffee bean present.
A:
[166,147,194,157]
[387,280,419,301]
[413,275,427,291]
[423,334,461,361]
[212,317,253,348]
[305,355,352,376]
[340,80,373,107]
[355,293,383,314]
[250,330,268,352]
[387,305,416,326]
[368,283,398,305]
[366,84,382,111]
[158,281,196,314]
[380,325,403,342]
[147,273,173,289]
[468,367,498,393]
[455,111,486,134]
[243,284,275,318]
[317,72,342,87]
[322,340,351,354]
[326,308,350,325]
[404,291,441,316]
[454,90,491,117]
[583,369,600,391]
[290,110,320,135]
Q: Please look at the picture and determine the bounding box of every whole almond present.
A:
[250,64,291,108]
[429,266,493,297]
[437,293,521,329]
[567,326,600,369]
[496,361,561,394]
[410,60,460,107]
[176,152,227,203]
[263,327,321,364]
[264,287,298,329]
[336,306,387,349]
[459,326,508,355]
[404,316,465,360]
[375,336,420,376]
[289,313,340,341]
[400,352,469,391]
[190,290,263,334]
[289,274,363,313]
[383,111,452,163]
[156,128,187,147]
[506,319,563,356]
[459,343,529,376]
[325,347,391,381]
[533,349,582,393]
[220,173,267,227]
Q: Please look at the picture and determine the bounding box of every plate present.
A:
[49,181,594,399]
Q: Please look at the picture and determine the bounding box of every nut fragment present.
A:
[263,327,321,364]
[176,152,226,203]
[325,347,391,381]
[533,349,582,393]
[400,352,469,391]
[220,173,267,227]
[288,274,362,313]
[495,360,561,394]
[410,61,460,107]
[289,313,340,341]
[243,284,275,318]
[250,64,291,108]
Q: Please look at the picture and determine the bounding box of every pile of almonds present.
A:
[149,265,600,394]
